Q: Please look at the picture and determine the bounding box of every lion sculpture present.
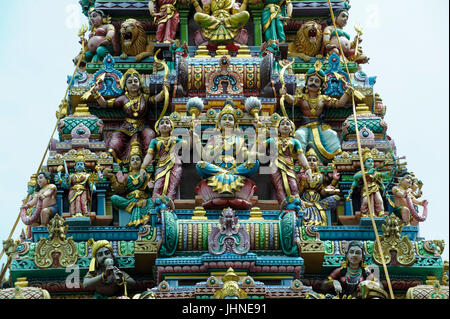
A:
[120,18,154,62]
[289,21,323,61]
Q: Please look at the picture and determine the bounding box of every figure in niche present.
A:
[58,152,96,217]
[323,2,369,64]
[325,241,376,298]
[298,145,341,226]
[141,116,186,202]
[392,173,428,226]
[91,68,168,162]
[260,117,311,212]
[83,8,118,63]
[192,0,250,48]
[280,60,351,163]
[194,99,259,195]
[104,141,154,227]
[262,0,292,42]
[84,239,136,299]
[21,172,58,227]
[346,148,390,217]
[148,0,180,43]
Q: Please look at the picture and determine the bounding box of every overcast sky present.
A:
[0,0,448,271]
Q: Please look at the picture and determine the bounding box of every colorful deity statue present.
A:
[194,99,259,194]
[325,241,376,298]
[323,2,369,64]
[148,0,180,43]
[392,173,428,226]
[79,0,96,17]
[298,145,341,226]
[84,239,136,298]
[83,8,118,63]
[141,116,185,202]
[280,60,351,163]
[262,0,293,42]
[58,153,96,217]
[20,172,58,227]
[104,141,154,227]
[92,68,168,162]
[346,148,390,217]
[262,117,311,211]
[192,0,250,46]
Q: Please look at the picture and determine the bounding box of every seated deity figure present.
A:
[194,99,259,195]
[280,60,351,164]
[84,239,136,298]
[298,145,341,226]
[140,116,186,202]
[58,152,96,217]
[324,241,377,298]
[261,116,311,212]
[392,173,428,226]
[104,141,154,227]
[91,68,168,162]
[84,8,118,63]
[323,3,369,64]
[346,148,390,217]
[192,0,250,47]
[21,172,58,227]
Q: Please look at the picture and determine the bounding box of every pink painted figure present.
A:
[148,0,180,43]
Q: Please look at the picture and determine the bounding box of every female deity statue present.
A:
[104,141,154,227]
[323,3,369,64]
[58,153,96,217]
[346,148,390,217]
[192,0,250,45]
[262,117,311,210]
[280,60,351,163]
[148,0,180,43]
[21,172,58,227]
[84,8,118,63]
[194,99,259,194]
[92,68,168,162]
[392,173,428,226]
[140,116,185,202]
[325,241,375,298]
[262,0,293,42]
[298,146,341,226]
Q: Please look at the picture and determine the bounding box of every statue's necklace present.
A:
[278,137,291,153]
[307,94,320,115]
[125,93,142,117]
[158,136,172,153]
[129,173,141,186]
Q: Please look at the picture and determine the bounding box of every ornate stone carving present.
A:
[34,215,78,269]
[208,207,250,255]
[213,267,248,299]
[372,215,415,266]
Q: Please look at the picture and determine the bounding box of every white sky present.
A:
[0,0,448,270]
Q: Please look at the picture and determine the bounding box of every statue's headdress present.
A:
[87,238,113,273]
[129,140,142,158]
[361,148,373,163]
[75,152,86,163]
[306,60,326,82]
[216,101,238,130]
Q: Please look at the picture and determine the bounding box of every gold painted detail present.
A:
[213,268,248,299]
[34,215,78,269]
[372,215,416,266]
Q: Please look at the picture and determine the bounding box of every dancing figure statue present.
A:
[148,0,180,43]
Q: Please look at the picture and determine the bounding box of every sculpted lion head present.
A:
[120,18,147,56]
[294,21,323,57]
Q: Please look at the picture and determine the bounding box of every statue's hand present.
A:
[103,167,113,178]
[346,190,353,201]
[148,180,155,189]
[279,87,287,95]
[332,169,340,181]
[333,280,342,294]
[305,168,312,182]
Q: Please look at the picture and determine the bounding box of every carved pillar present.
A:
[251,8,263,47]
[96,188,106,216]
[179,9,190,44]
[56,189,64,216]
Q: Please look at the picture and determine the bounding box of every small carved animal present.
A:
[292,21,323,61]
[120,18,154,62]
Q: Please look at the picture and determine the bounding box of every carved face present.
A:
[158,118,173,135]
[96,246,114,269]
[347,245,363,267]
[129,155,142,170]
[125,75,141,94]
[219,114,235,130]
[307,155,319,169]
[89,11,103,28]
[37,173,49,188]
[306,75,322,92]
[278,119,293,136]
[400,174,413,188]
[75,161,85,173]
[364,157,374,170]
[336,10,349,28]
[120,19,139,47]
